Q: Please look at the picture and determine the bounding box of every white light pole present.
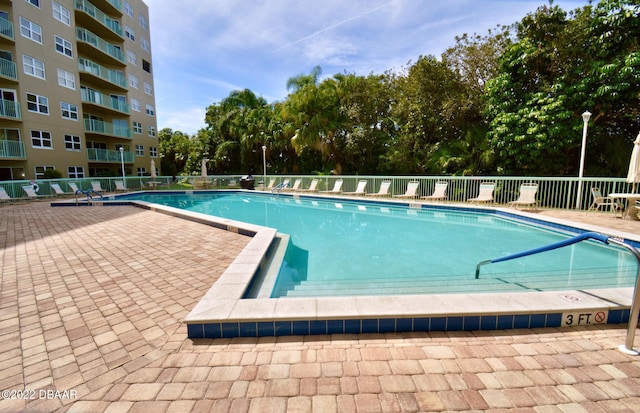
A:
[575,110,592,209]
[262,145,267,183]
[119,147,126,189]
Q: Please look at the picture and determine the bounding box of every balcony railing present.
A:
[87,148,134,163]
[76,27,125,63]
[81,88,130,114]
[0,140,25,159]
[0,98,21,120]
[0,57,17,81]
[0,15,14,41]
[78,57,127,89]
[74,0,124,38]
[84,118,131,138]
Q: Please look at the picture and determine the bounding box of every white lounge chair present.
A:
[509,183,538,209]
[395,181,420,199]
[68,183,80,194]
[91,181,104,193]
[422,182,448,201]
[298,179,319,192]
[344,180,367,196]
[265,178,277,190]
[588,187,620,215]
[283,178,302,192]
[320,179,343,194]
[467,182,495,204]
[272,179,290,192]
[51,183,72,196]
[366,181,391,197]
[0,187,15,203]
[22,185,47,200]
[115,181,127,192]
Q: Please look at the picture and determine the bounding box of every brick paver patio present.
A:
[1,201,639,412]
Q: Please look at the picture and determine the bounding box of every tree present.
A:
[158,128,192,176]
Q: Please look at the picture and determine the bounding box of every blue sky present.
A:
[144,0,591,134]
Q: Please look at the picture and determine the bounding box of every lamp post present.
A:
[262,145,267,184]
[119,147,126,189]
[575,110,592,209]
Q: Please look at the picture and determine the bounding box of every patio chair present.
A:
[265,178,277,190]
[509,183,538,210]
[394,181,420,199]
[115,181,127,192]
[68,183,80,194]
[344,180,367,196]
[320,179,343,194]
[22,185,48,200]
[297,179,319,192]
[51,183,72,196]
[91,181,104,193]
[422,182,448,201]
[588,187,620,216]
[467,182,495,204]
[272,179,290,192]
[0,187,15,203]
[366,181,392,197]
[283,178,302,192]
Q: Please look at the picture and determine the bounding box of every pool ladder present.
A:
[272,182,289,194]
[75,189,103,205]
[475,231,640,355]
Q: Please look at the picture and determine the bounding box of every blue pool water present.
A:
[121,191,637,297]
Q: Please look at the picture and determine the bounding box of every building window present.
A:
[20,17,42,43]
[126,49,137,65]
[132,121,142,134]
[31,130,52,148]
[137,167,147,176]
[130,98,140,112]
[150,147,158,157]
[64,135,81,151]
[54,35,73,58]
[142,59,151,73]
[61,102,78,120]
[145,104,154,116]
[135,144,144,156]
[35,166,55,179]
[53,2,71,26]
[128,74,138,89]
[147,126,156,137]
[68,166,85,179]
[23,55,45,79]
[26,93,48,114]
[123,1,133,17]
[57,69,76,89]
[25,0,40,7]
[125,25,135,41]
[138,14,148,30]
[141,38,150,52]
[144,82,153,95]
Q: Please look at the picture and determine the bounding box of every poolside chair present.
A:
[509,183,538,210]
[68,183,80,194]
[395,181,420,199]
[344,180,367,196]
[51,183,72,196]
[22,185,48,200]
[91,181,104,193]
[115,181,127,192]
[467,182,495,204]
[265,178,277,190]
[422,182,448,201]
[283,178,302,192]
[0,187,15,203]
[366,180,392,197]
[272,179,290,192]
[320,179,343,194]
[588,187,620,216]
[297,178,319,192]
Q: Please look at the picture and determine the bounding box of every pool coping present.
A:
[52,190,640,338]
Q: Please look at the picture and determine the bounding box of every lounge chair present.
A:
[0,187,15,203]
[22,185,48,200]
[588,187,620,215]
[115,181,127,192]
[51,183,72,196]
[366,181,391,197]
[344,180,367,196]
[283,178,302,192]
[272,179,290,192]
[320,179,343,194]
[68,183,80,194]
[395,181,420,199]
[91,181,104,193]
[298,179,319,192]
[509,183,538,209]
[265,178,277,190]
[467,182,495,204]
[421,182,448,201]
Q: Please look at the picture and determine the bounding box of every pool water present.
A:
[123,192,637,297]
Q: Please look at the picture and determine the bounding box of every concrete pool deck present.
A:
[1,200,640,412]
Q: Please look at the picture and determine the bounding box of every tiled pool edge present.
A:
[51,191,640,339]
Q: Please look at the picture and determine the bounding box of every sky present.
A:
[143,0,591,135]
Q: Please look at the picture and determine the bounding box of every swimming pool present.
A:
[116,191,636,298]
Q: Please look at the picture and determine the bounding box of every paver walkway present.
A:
[1,202,639,412]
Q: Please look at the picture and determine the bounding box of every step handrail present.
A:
[475,231,640,355]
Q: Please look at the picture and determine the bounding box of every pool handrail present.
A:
[475,231,640,355]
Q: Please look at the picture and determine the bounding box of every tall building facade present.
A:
[0,0,158,181]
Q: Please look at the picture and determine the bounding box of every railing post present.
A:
[608,238,640,355]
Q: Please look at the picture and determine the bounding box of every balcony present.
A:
[81,88,130,114]
[87,148,134,163]
[0,98,21,120]
[74,0,124,40]
[0,57,17,82]
[0,140,25,159]
[91,0,122,15]
[84,118,131,139]
[0,14,14,42]
[76,27,125,65]
[78,57,127,90]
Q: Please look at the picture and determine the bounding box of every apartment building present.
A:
[0,0,158,181]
